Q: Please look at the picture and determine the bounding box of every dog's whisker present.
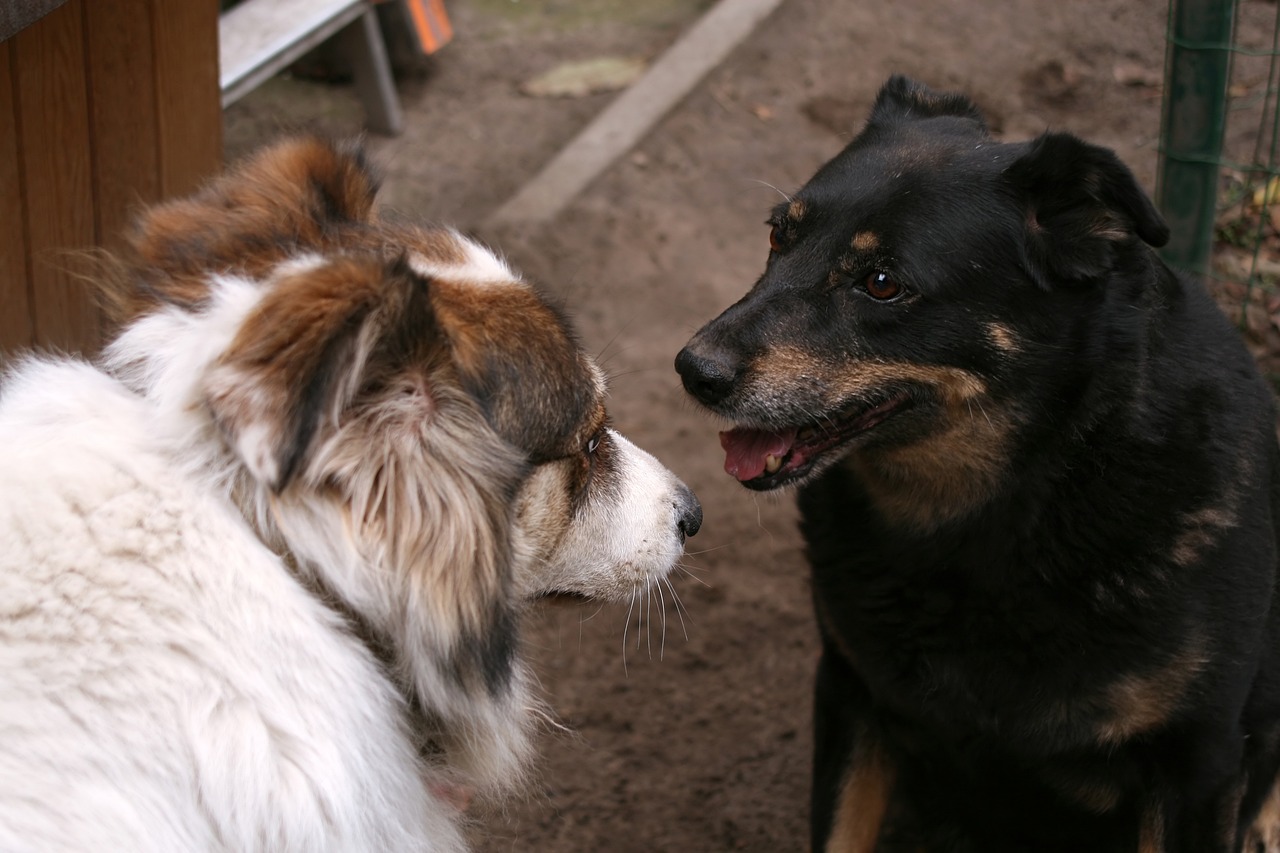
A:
[656,578,668,660]
[663,575,690,642]
[749,178,794,203]
[643,582,652,659]
[621,586,637,676]
[594,330,626,366]
[636,584,646,652]
[676,564,712,588]
[681,543,731,557]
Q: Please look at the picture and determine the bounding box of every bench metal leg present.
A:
[337,7,404,136]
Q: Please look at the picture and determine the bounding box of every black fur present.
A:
[677,76,1280,852]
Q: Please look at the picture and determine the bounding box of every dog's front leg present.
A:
[812,645,895,853]
[1137,730,1248,853]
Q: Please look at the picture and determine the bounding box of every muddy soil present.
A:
[224,1,1276,849]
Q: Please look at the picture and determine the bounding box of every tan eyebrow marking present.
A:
[851,231,879,252]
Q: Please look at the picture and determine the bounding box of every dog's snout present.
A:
[675,342,739,407]
[674,484,702,540]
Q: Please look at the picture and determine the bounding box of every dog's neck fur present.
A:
[101,271,535,795]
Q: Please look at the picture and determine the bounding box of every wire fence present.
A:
[1158,0,1280,355]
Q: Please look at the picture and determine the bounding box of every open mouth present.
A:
[719,390,914,490]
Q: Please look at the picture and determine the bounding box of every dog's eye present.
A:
[586,433,602,455]
[864,272,904,302]
[768,225,783,253]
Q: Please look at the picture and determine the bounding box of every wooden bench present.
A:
[219,0,403,135]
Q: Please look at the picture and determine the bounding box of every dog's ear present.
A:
[1005,132,1169,287]
[204,255,427,491]
[870,74,986,127]
[128,137,380,295]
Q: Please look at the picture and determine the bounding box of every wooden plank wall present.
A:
[0,0,221,359]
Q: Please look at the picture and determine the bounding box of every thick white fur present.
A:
[0,357,462,852]
[0,229,694,850]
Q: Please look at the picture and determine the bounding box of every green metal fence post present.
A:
[1157,0,1236,273]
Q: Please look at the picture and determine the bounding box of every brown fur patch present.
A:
[788,198,808,222]
[1095,637,1208,746]
[826,731,894,853]
[851,231,880,253]
[429,278,602,461]
[760,347,987,405]
[848,410,1011,531]
[387,223,469,267]
[207,255,410,489]
[1139,800,1165,853]
[1244,777,1280,853]
[107,138,382,326]
[1170,504,1239,567]
[985,322,1021,354]
[756,346,1007,530]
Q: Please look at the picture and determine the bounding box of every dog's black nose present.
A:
[675,342,739,406]
[675,484,702,539]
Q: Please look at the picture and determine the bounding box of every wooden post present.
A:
[0,0,222,360]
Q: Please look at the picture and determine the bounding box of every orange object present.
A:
[403,0,452,54]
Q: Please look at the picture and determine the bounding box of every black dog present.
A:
[676,76,1280,852]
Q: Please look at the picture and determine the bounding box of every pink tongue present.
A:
[719,427,797,481]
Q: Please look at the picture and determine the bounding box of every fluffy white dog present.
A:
[0,138,701,851]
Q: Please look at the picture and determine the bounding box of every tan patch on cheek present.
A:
[513,464,575,595]
[850,231,879,253]
[760,347,988,406]
[826,734,894,853]
[751,347,1006,529]
[757,347,1004,531]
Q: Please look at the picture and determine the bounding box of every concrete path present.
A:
[485,0,787,227]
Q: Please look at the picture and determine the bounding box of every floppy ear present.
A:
[869,74,987,128]
[129,137,381,290]
[204,255,428,491]
[1005,132,1169,287]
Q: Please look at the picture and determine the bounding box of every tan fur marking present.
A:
[985,323,1021,354]
[788,198,807,221]
[757,346,1005,530]
[761,347,987,405]
[1139,800,1165,853]
[1170,504,1238,567]
[826,735,894,853]
[848,410,1011,531]
[1096,637,1208,746]
[1243,777,1280,853]
[851,231,879,253]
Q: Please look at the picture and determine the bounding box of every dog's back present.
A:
[0,359,459,851]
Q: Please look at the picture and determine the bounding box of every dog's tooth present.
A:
[764,454,782,474]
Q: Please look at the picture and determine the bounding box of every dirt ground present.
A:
[224,1,1275,849]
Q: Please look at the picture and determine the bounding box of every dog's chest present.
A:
[799,476,1200,752]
